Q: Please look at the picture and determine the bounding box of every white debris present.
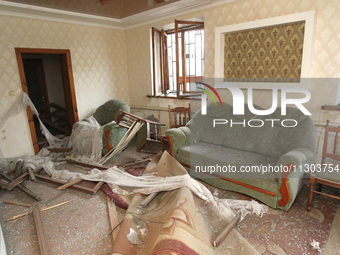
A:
[310,239,320,251]
[139,228,147,237]
[126,228,141,245]
[213,189,219,197]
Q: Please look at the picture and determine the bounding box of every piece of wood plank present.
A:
[28,167,37,181]
[0,180,9,189]
[4,200,33,207]
[0,172,41,201]
[15,161,23,178]
[32,205,52,255]
[137,192,158,209]
[213,212,242,247]
[48,148,72,153]
[66,160,108,170]
[92,181,105,194]
[4,169,16,175]
[107,196,120,250]
[122,158,151,167]
[7,199,75,221]
[7,174,28,191]
[35,174,100,194]
[57,179,83,190]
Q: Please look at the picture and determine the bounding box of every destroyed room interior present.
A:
[1,0,340,254]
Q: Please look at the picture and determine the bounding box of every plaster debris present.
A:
[126,228,141,245]
[310,239,320,251]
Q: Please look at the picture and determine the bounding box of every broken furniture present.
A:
[116,110,165,153]
[307,120,340,211]
[92,99,131,154]
[165,102,316,210]
[0,171,41,201]
[70,99,130,156]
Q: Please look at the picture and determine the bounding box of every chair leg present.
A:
[307,175,315,212]
[316,184,322,192]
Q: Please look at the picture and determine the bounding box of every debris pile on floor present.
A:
[0,146,270,255]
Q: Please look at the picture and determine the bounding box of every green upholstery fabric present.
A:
[93,99,130,126]
[93,99,130,154]
[165,102,316,211]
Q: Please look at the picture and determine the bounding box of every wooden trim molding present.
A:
[15,48,40,154]
[277,163,294,207]
[166,135,173,156]
[105,130,113,151]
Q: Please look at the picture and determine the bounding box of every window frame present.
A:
[151,20,204,99]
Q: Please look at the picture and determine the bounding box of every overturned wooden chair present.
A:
[117,110,165,154]
[308,120,340,211]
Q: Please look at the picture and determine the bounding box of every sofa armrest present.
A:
[277,148,314,168]
[165,127,191,156]
[103,122,126,152]
[277,148,315,208]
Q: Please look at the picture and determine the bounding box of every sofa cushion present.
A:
[188,102,316,158]
[177,141,279,179]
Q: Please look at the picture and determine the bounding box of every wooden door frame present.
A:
[15,48,79,154]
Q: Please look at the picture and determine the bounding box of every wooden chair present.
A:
[161,104,191,151]
[168,104,191,128]
[116,110,165,153]
[307,120,340,211]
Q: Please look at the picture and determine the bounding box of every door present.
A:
[23,59,49,109]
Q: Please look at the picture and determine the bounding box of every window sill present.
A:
[147,94,201,100]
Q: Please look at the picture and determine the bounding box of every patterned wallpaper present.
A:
[0,15,129,156]
[223,21,305,82]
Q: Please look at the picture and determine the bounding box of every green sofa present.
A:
[165,102,316,210]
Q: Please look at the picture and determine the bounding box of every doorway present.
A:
[15,48,79,154]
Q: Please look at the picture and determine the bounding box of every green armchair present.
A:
[92,99,130,154]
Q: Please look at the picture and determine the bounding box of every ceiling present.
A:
[3,0,180,19]
[0,0,236,29]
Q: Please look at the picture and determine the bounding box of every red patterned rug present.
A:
[103,159,339,255]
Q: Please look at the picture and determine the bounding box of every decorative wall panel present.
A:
[223,21,305,82]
